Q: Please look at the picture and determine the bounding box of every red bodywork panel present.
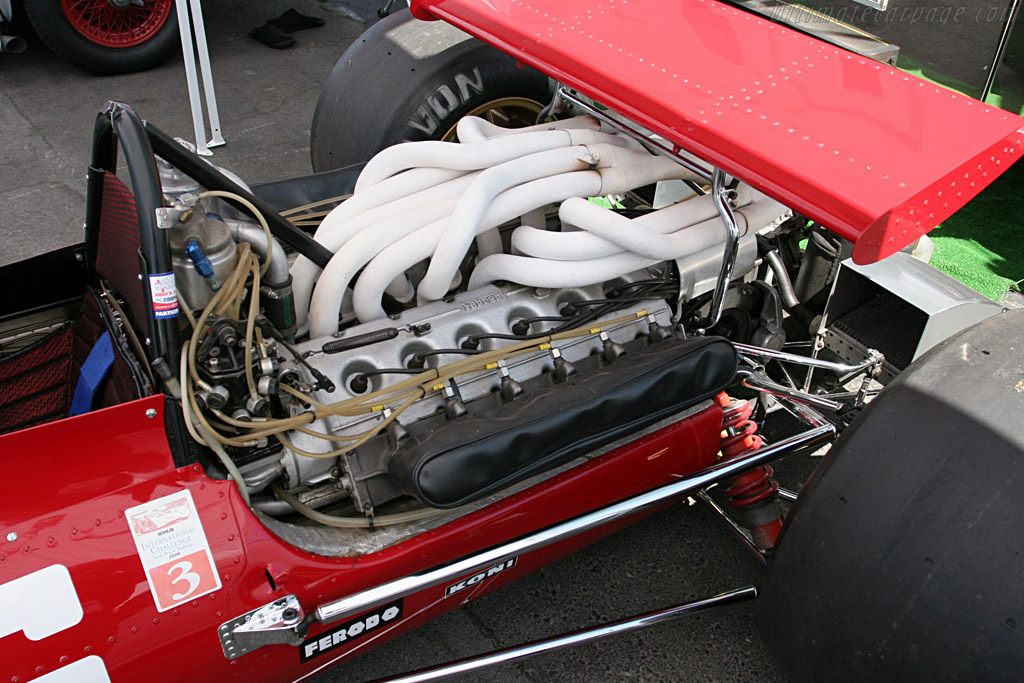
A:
[412,0,1024,263]
[0,396,721,682]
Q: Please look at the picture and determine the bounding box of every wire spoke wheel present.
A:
[60,0,173,47]
[25,0,179,72]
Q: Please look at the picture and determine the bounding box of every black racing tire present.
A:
[310,8,552,173]
[23,0,179,74]
[759,308,1024,681]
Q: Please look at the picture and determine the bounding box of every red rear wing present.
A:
[412,0,1024,263]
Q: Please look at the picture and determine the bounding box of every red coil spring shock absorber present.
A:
[715,393,783,549]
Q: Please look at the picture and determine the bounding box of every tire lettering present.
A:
[428,84,460,119]
[406,68,484,136]
[407,103,439,135]
[455,68,485,101]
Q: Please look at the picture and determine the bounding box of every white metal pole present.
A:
[188,0,225,148]
[174,0,211,155]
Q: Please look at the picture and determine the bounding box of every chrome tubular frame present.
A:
[737,368,844,413]
[696,490,767,563]
[734,342,883,376]
[371,586,758,683]
[777,487,799,502]
[774,394,835,431]
[703,168,741,330]
[737,342,884,415]
[313,423,834,625]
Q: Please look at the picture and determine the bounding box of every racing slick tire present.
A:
[23,0,178,74]
[759,308,1024,681]
[310,8,552,173]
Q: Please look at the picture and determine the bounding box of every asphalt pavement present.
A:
[0,2,800,681]
[0,0,371,266]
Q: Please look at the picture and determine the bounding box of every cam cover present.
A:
[389,336,736,508]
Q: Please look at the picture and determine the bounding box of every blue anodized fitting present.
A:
[184,237,223,291]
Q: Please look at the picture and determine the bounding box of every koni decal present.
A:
[300,600,403,662]
[444,557,518,598]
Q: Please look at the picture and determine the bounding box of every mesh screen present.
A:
[0,291,146,436]
[95,172,150,340]
[0,325,75,434]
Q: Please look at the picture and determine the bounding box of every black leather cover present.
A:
[389,336,736,508]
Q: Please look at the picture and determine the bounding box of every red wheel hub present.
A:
[61,0,173,48]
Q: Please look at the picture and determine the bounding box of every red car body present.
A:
[1,394,720,682]
[2,1,1022,682]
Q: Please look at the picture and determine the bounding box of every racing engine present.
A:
[175,114,791,523]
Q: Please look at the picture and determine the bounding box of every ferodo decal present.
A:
[445,557,518,598]
[126,489,222,612]
[300,600,403,662]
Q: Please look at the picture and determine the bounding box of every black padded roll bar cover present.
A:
[87,102,179,369]
[389,336,737,509]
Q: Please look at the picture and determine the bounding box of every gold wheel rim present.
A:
[441,97,545,141]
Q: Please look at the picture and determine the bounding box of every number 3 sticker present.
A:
[126,490,222,612]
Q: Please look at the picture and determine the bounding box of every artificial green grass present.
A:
[928,158,1024,301]
[896,54,1024,116]
[892,56,1024,300]
[984,85,1024,119]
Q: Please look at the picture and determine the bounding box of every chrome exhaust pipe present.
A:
[315,423,835,625]
[1,35,27,54]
